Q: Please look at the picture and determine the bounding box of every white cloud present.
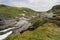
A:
[9,0,55,11]
[0,0,60,12]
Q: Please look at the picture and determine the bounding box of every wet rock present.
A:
[13,17,32,34]
[0,17,17,30]
[0,17,32,34]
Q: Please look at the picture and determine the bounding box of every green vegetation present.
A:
[0,4,60,40]
[47,5,60,13]
[49,5,60,20]
[0,4,38,18]
[5,23,60,40]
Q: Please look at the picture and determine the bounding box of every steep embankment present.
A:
[47,5,60,25]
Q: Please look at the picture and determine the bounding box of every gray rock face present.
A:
[13,17,32,34]
[0,17,17,30]
[13,20,32,34]
[0,17,32,34]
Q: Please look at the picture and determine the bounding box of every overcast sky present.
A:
[0,0,60,12]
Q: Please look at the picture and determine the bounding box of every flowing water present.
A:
[0,27,15,40]
[0,31,13,40]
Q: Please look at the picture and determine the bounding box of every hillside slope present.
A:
[0,4,39,18]
[47,5,60,13]
[47,5,60,22]
[5,23,60,40]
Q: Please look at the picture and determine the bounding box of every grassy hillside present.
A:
[5,23,60,40]
[47,5,60,21]
[47,5,60,13]
[51,5,60,14]
[0,4,38,18]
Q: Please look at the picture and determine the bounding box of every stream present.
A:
[0,30,13,40]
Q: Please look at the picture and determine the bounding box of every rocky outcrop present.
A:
[0,17,32,34]
[12,17,32,34]
[0,17,17,30]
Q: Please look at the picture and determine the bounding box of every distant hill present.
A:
[0,4,39,18]
[47,5,60,13]
[47,5,60,22]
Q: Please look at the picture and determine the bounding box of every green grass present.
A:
[5,23,60,40]
[47,5,60,21]
[47,5,60,13]
[0,4,39,18]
